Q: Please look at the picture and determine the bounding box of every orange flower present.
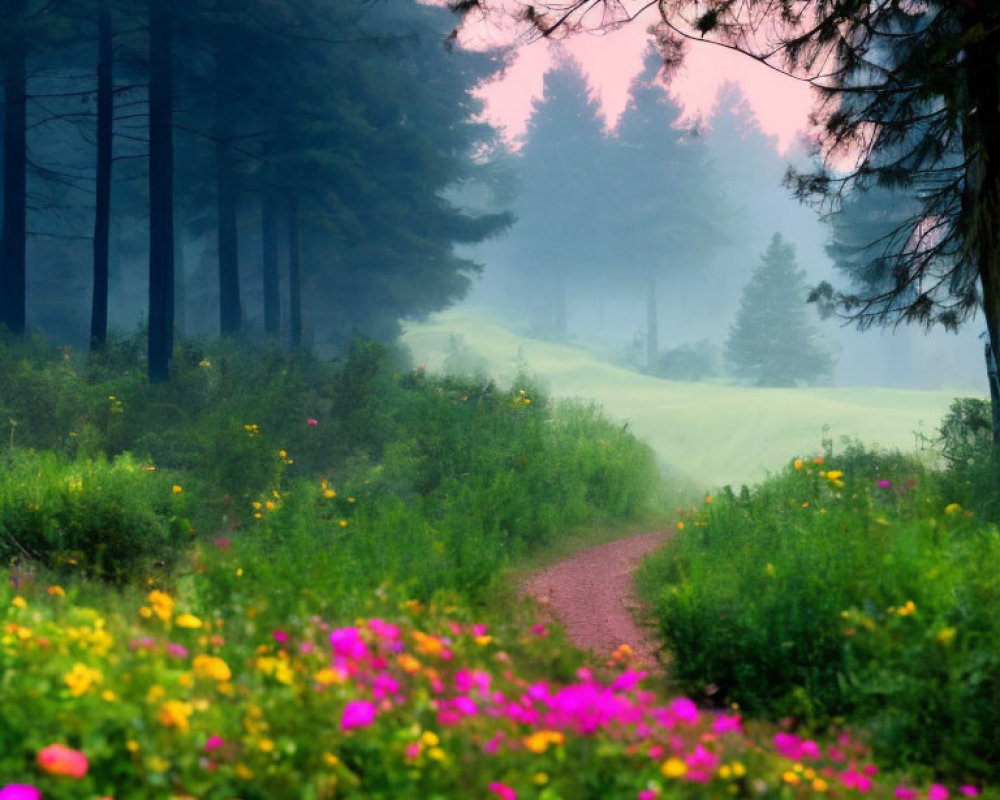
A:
[37,744,89,778]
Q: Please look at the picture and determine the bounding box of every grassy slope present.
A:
[402,308,974,490]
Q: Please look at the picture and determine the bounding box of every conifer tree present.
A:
[725,233,835,386]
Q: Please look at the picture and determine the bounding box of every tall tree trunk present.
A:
[288,197,302,349]
[148,0,174,382]
[261,174,280,335]
[961,12,1000,447]
[1,0,27,336]
[646,265,658,371]
[91,3,113,350]
[216,137,240,335]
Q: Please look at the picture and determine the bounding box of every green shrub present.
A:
[0,449,187,582]
[637,444,1000,781]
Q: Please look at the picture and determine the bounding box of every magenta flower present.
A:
[213,537,231,549]
[877,479,893,488]
[368,618,400,641]
[959,787,979,798]
[37,744,89,778]
[665,696,699,725]
[0,786,41,800]
[306,418,318,426]
[638,791,659,800]
[896,789,918,800]
[712,713,742,734]
[204,735,226,752]
[329,626,370,661]
[341,699,376,730]
[166,642,189,659]
[273,629,289,645]
[488,782,517,800]
[928,785,950,800]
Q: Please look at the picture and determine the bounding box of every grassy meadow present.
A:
[402,309,965,490]
[1,325,998,799]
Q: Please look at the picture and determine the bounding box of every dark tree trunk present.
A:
[261,181,280,335]
[216,138,241,335]
[288,197,302,350]
[646,265,658,371]
[1,0,27,336]
[148,0,174,382]
[961,12,1000,447]
[91,3,113,350]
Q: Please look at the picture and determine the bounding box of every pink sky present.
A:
[463,8,816,154]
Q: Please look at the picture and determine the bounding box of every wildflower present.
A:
[522,730,565,753]
[314,667,348,686]
[198,359,211,367]
[175,613,203,629]
[928,785,950,800]
[488,782,517,800]
[243,424,259,436]
[11,597,26,609]
[895,790,918,800]
[944,503,962,515]
[47,585,65,597]
[37,744,89,778]
[959,786,979,797]
[936,627,956,646]
[662,758,687,778]
[204,735,225,752]
[159,700,194,731]
[341,699,376,730]
[877,479,892,488]
[193,654,232,682]
[147,590,174,622]
[0,786,41,800]
[64,662,102,696]
[307,418,318,426]
[793,458,803,470]
[172,485,183,494]
[676,521,685,531]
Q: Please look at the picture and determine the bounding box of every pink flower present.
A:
[638,791,659,800]
[0,786,41,800]
[37,744,88,778]
[666,696,699,725]
[959,787,979,798]
[488,782,517,800]
[531,624,548,637]
[329,627,370,661]
[368,618,400,641]
[713,713,742,734]
[273,630,289,645]
[895,788,918,800]
[306,418,318,426]
[204,735,226,752]
[213,537,231,549]
[877,479,893,488]
[341,699,376,730]
[928,785,950,800]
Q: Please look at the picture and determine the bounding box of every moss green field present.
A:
[402,308,981,491]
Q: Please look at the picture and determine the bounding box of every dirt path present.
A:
[521,531,669,671]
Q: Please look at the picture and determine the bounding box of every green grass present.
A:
[402,308,968,489]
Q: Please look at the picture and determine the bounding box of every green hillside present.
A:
[402,308,975,490]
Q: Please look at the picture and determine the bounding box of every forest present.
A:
[2,1,999,798]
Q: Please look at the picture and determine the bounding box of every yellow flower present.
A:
[397,654,421,673]
[314,667,347,686]
[428,747,446,761]
[175,613,203,629]
[782,771,801,785]
[826,470,843,481]
[198,359,212,367]
[101,689,117,702]
[235,763,254,780]
[159,699,194,731]
[47,585,66,597]
[936,626,956,646]
[323,488,336,499]
[265,500,277,512]
[64,662,103,696]
[944,502,962,515]
[793,458,803,470]
[522,730,565,753]
[421,731,440,747]
[704,493,713,504]
[172,485,183,494]
[662,758,687,778]
[731,762,746,777]
[533,773,549,786]
[322,752,339,767]
[765,563,776,577]
[11,596,26,609]
[193,654,232,682]
[258,738,275,753]
[474,634,493,646]
[813,778,829,792]
[147,590,174,622]
[339,519,349,528]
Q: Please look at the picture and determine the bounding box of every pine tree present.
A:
[725,233,835,387]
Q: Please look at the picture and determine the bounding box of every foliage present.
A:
[932,397,1000,523]
[725,234,836,386]
[0,575,991,800]
[637,442,1000,781]
[0,450,186,582]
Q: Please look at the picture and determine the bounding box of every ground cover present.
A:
[0,332,995,799]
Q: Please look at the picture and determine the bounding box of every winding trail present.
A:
[521,531,670,671]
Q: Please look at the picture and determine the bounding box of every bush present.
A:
[637,444,1000,781]
[0,449,187,582]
